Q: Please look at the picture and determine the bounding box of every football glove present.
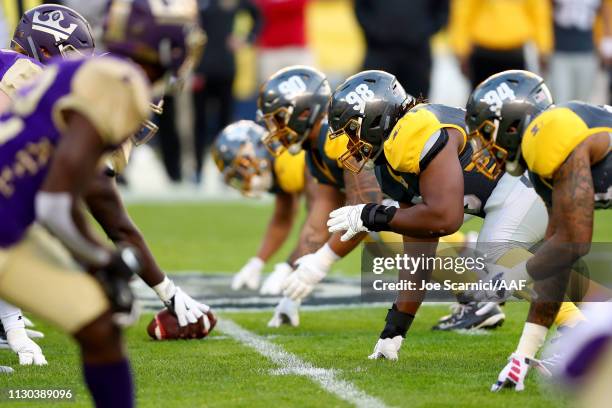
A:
[491,353,551,392]
[153,277,211,328]
[282,244,340,301]
[267,297,300,328]
[260,263,293,295]
[6,328,47,366]
[97,246,142,327]
[327,204,368,242]
[232,257,264,291]
[368,336,403,361]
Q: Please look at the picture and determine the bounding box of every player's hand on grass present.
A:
[491,353,551,391]
[154,277,211,327]
[6,328,47,366]
[260,262,293,295]
[327,204,369,242]
[267,297,300,328]
[368,336,403,361]
[232,257,264,290]
[282,244,339,301]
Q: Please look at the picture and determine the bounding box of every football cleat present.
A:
[368,336,403,361]
[267,297,300,328]
[432,302,505,331]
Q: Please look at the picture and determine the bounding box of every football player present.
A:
[212,120,307,293]
[325,70,583,362]
[0,0,201,406]
[257,65,390,326]
[465,70,611,391]
[6,4,213,341]
[0,3,95,368]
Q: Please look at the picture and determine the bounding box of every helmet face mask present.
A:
[468,119,507,180]
[259,106,304,156]
[131,100,165,146]
[329,117,375,173]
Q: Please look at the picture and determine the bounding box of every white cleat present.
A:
[368,336,403,360]
[267,297,300,328]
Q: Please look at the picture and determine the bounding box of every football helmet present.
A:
[328,70,411,173]
[257,66,331,156]
[11,4,95,63]
[212,120,273,197]
[465,70,553,180]
[103,0,205,80]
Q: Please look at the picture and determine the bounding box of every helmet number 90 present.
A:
[346,84,374,114]
[279,76,307,100]
[483,82,515,114]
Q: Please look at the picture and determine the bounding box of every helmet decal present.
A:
[32,9,78,42]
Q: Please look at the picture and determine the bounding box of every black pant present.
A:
[158,95,182,182]
[193,75,234,177]
[362,44,432,98]
[469,46,526,89]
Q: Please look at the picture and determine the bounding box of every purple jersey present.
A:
[0,50,43,98]
[0,56,151,248]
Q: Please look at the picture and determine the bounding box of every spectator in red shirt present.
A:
[254,0,315,83]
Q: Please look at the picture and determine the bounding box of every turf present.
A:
[1,202,610,407]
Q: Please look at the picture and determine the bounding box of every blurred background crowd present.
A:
[2,0,612,197]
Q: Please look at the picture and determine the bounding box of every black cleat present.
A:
[432,302,505,331]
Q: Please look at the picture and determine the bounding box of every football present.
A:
[147,309,217,340]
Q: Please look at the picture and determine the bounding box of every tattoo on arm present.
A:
[343,167,383,205]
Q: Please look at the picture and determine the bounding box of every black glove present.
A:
[96,246,142,314]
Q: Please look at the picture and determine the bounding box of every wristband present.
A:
[380,304,415,339]
[360,203,397,232]
[314,243,341,269]
[516,322,548,358]
[153,277,176,303]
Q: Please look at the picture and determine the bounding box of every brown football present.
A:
[147,309,217,340]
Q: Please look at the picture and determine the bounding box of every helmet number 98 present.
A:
[346,84,374,114]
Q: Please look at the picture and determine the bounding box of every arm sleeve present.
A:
[449,0,478,57]
[527,0,553,55]
[52,58,151,147]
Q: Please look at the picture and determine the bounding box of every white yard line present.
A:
[217,318,391,408]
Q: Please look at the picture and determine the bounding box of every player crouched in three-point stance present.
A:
[0,3,96,369]
[212,120,307,293]
[326,70,583,364]
[0,0,201,405]
[466,70,611,395]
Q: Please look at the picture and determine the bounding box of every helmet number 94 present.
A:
[346,84,374,114]
[483,82,515,113]
[278,76,307,100]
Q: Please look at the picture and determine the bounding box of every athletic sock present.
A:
[83,359,134,408]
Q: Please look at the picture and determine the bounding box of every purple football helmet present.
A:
[11,4,95,64]
[103,0,204,78]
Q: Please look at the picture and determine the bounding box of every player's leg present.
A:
[0,225,134,407]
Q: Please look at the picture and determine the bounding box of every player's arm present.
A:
[232,191,299,291]
[328,130,465,241]
[36,111,114,267]
[84,171,213,334]
[282,165,383,301]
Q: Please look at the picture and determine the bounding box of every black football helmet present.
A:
[212,120,273,197]
[328,70,411,173]
[466,70,553,179]
[257,66,331,156]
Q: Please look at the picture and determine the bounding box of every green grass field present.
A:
[1,202,611,407]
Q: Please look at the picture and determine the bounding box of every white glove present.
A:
[368,336,403,360]
[267,297,300,328]
[153,277,211,327]
[231,257,264,290]
[327,204,369,242]
[282,244,340,301]
[260,263,293,295]
[6,328,47,366]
